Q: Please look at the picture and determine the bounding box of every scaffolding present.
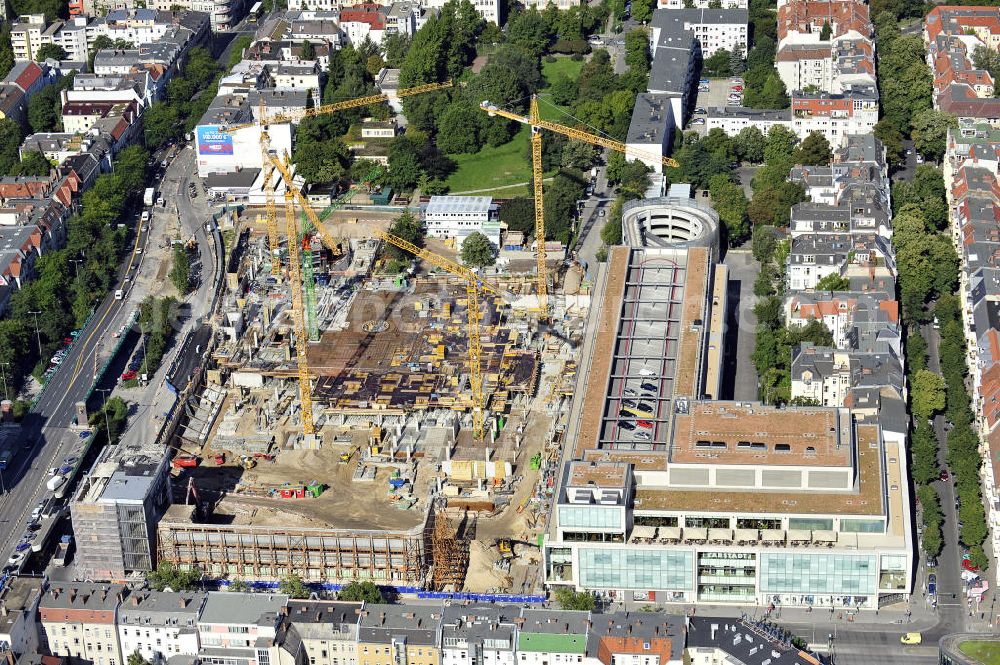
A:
[427,506,469,591]
[156,504,427,584]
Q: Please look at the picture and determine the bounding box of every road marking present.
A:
[70,212,144,378]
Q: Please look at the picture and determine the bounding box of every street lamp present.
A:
[95,388,113,442]
[27,311,42,357]
[70,258,83,279]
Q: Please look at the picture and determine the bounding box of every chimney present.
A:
[132,596,140,606]
[180,597,189,609]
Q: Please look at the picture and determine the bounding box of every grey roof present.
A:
[199,592,288,626]
[40,583,127,612]
[247,88,309,113]
[198,94,251,126]
[519,608,591,635]
[359,604,443,646]
[686,617,828,665]
[441,604,518,649]
[788,233,852,264]
[286,600,360,641]
[425,195,493,215]
[118,590,206,625]
[586,612,686,662]
[707,106,791,120]
[627,92,672,145]
[649,40,695,94]
[0,577,42,636]
[652,6,748,27]
[205,169,261,189]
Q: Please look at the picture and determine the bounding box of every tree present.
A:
[735,125,765,163]
[973,45,1000,97]
[88,34,114,72]
[874,119,905,170]
[293,138,351,184]
[387,138,425,192]
[279,574,310,599]
[170,245,191,295]
[228,577,250,592]
[764,125,798,162]
[0,25,14,81]
[631,0,653,22]
[709,174,749,245]
[460,232,497,267]
[128,651,151,665]
[436,102,483,154]
[143,103,182,149]
[0,119,22,175]
[338,580,386,603]
[911,109,957,162]
[35,43,67,61]
[147,562,201,591]
[819,20,832,41]
[500,198,534,234]
[300,40,316,60]
[385,211,424,260]
[702,49,733,77]
[27,84,59,133]
[814,273,849,291]
[554,587,596,610]
[911,369,947,422]
[13,150,51,176]
[794,132,832,166]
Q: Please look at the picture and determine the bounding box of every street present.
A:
[0,140,219,570]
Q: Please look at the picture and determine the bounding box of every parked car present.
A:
[637,420,654,429]
[694,107,707,114]
[6,551,25,567]
[939,469,949,481]
[634,431,652,440]
[640,382,658,392]
[623,388,638,397]
[619,420,637,431]
[927,573,937,596]
[900,633,922,645]
[691,118,706,125]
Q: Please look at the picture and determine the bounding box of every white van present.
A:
[46,475,65,492]
[638,368,657,377]
[141,211,150,223]
[114,289,124,300]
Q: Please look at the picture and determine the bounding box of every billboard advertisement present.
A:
[196,125,234,156]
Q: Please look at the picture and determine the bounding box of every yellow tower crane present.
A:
[479,96,680,314]
[226,80,454,132]
[225,82,452,437]
[375,230,507,440]
[282,173,316,436]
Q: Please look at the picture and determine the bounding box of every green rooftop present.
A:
[518,633,588,654]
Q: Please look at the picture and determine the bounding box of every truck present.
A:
[172,455,199,468]
[144,187,155,207]
[46,475,65,492]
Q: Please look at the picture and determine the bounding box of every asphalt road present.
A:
[0,170,157,566]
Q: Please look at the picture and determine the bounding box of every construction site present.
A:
[153,85,677,593]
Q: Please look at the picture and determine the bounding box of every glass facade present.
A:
[558,506,623,530]
[760,553,876,594]
[840,519,885,533]
[788,518,834,531]
[578,548,693,590]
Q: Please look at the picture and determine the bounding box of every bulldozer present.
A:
[496,538,515,560]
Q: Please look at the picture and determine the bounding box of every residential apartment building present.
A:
[440,605,517,665]
[790,343,903,407]
[650,8,748,58]
[586,613,685,665]
[423,196,501,247]
[284,600,361,665]
[38,583,127,665]
[516,610,589,665]
[685,617,824,665]
[196,593,290,665]
[10,15,52,62]
[117,591,207,663]
[358,605,442,665]
[926,6,1000,122]
[658,0,746,8]
[0,577,43,658]
[626,93,675,174]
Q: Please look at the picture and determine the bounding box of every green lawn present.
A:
[960,640,1000,664]
[444,124,533,195]
[541,56,585,87]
